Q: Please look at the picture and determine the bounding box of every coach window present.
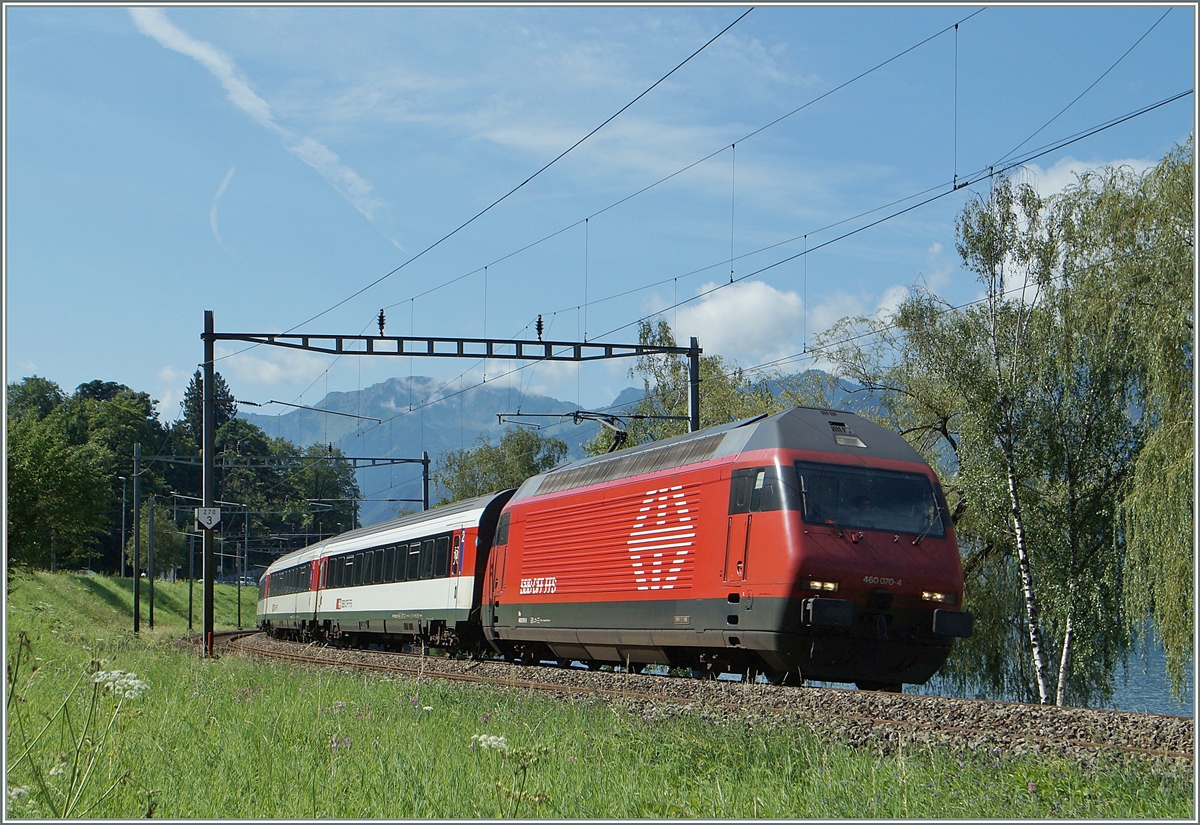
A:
[398,543,411,581]
[383,546,395,583]
[373,549,385,584]
[351,553,362,586]
[420,539,436,579]
[451,534,461,576]
[434,536,450,578]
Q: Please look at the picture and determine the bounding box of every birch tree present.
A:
[819,172,1145,706]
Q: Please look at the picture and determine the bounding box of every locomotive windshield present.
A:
[796,461,945,537]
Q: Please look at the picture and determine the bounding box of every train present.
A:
[257,406,973,689]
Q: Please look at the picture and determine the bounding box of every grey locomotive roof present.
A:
[512,406,924,500]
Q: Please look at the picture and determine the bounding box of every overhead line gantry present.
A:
[199,310,703,656]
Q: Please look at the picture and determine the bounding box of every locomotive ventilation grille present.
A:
[520,482,701,593]
[535,433,725,496]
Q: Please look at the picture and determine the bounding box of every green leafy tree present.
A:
[282,442,363,536]
[1053,138,1194,695]
[7,376,67,421]
[125,500,184,576]
[434,428,567,504]
[180,369,238,445]
[817,159,1185,706]
[6,411,111,568]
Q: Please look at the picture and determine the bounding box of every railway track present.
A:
[229,632,1192,767]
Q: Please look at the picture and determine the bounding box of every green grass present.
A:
[6,570,1194,819]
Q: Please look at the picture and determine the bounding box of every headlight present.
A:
[805,579,839,593]
[921,590,957,605]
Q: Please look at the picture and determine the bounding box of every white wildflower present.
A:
[49,753,70,776]
[6,784,38,817]
[470,733,509,752]
[91,669,150,700]
[422,706,434,712]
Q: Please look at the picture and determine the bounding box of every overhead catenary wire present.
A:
[580,88,1193,345]
[215,5,986,385]
[224,14,1187,505]
[371,7,987,320]
[252,87,1192,468]
[991,7,1173,168]
[274,7,754,337]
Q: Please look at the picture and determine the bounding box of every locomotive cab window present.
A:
[796,460,944,537]
[729,466,798,514]
[494,512,511,546]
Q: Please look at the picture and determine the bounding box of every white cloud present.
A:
[216,345,332,391]
[155,365,192,422]
[1016,155,1157,197]
[673,280,805,367]
[209,166,235,247]
[129,8,384,221]
[128,9,278,132]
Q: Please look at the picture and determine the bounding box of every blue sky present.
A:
[5,4,1195,428]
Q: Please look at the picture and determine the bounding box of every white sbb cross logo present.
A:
[628,485,695,591]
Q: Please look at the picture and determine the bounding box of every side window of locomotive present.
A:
[749,469,767,511]
[729,467,793,513]
[434,536,450,578]
[728,472,753,514]
[494,512,510,546]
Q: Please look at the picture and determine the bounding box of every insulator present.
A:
[536,314,544,341]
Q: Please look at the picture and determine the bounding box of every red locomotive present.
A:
[259,407,972,689]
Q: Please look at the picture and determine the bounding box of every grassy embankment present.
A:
[5,570,1193,819]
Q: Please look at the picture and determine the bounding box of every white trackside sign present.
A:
[194,507,221,530]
